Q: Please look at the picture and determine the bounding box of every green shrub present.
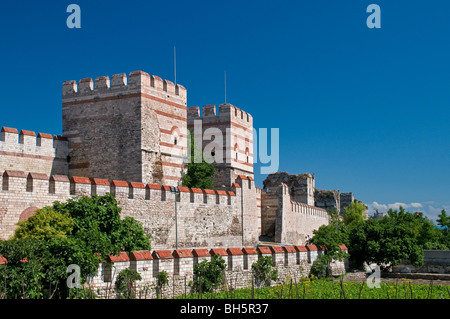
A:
[251,256,278,287]
[193,254,226,293]
[115,268,142,299]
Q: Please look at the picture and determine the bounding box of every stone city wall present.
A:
[0,169,260,249]
[54,244,348,299]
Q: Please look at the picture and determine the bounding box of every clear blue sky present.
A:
[0,1,449,220]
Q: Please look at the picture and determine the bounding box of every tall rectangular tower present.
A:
[62,71,187,186]
[187,103,254,187]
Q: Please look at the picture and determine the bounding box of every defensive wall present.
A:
[0,127,68,177]
[0,169,261,249]
[0,244,348,299]
[0,70,358,248]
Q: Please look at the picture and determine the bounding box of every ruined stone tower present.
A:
[187,103,254,187]
[62,71,187,186]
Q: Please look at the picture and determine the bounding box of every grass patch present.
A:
[174,278,450,299]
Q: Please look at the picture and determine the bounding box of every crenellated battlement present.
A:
[0,127,68,177]
[62,70,187,106]
[0,169,249,243]
[187,103,253,126]
[0,127,68,153]
[0,169,237,203]
[0,244,349,298]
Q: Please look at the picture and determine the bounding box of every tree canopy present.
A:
[310,204,448,273]
[182,129,215,189]
[0,193,151,298]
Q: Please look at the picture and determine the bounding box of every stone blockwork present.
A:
[187,103,254,188]
[314,189,341,213]
[62,71,187,186]
[24,245,347,299]
[0,169,259,249]
[261,178,329,245]
[0,70,359,248]
[0,127,68,177]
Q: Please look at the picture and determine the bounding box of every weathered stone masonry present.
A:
[0,245,348,298]
[0,70,360,247]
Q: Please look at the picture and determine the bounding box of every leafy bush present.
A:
[0,194,151,299]
[115,268,142,299]
[251,256,278,287]
[193,254,226,293]
[310,255,330,278]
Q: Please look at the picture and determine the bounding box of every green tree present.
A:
[343,200,366,226]
[310,209,349,263]
[53,193,151,257]
[437,210,449,231]
[0,237,99,299]
[348,208,425,271]
[182,129,215,189]
[13,207,74,241]
[0,194,151,298]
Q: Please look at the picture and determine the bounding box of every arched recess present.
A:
[19,207,39,222]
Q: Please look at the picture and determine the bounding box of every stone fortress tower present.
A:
[187,103,254,187]
[62,71,188,186]
[0,69,358,248]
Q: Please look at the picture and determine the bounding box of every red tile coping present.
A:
[270,246,284,254]
[162,185,171,191]
[28,172,49,180]
[192,249,210,257]
[191,188,203,193]
[51,175,70,182]
[172,249,193,258]
[152,250,174,259]
[282,246,296,253]
[4,170,27,178]
[216,190,228,196]
[20,130,36,137]
[112,180,129,187]
[38,132,53,139]
[227,191,236,196]
[242,247,258,255]
[91,178,110,186]
[209,248,228,256]
[306,245,318,251]
[178,186,190,192]
[1,127,18,134]
[257,247,272,254]
[130,182,145,188]
[129,250,152,261]
[294,245,308,252]
[108,252,129,263]
[232,183,241,188]
[236,175,248,180]
[247,176,254,181]
[71,176,91,184]
[227,248,243,255]
[147,183,162,190]
[203,189,216,195]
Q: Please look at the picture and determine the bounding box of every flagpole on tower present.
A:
[174,46,177,85]
[224,70,227,104]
